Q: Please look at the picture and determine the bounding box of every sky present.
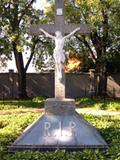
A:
[0,0,48,73]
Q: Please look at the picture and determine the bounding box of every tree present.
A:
[65,0,120,95]
[0,0,44,99]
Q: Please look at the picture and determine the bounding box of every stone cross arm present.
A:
[29,23,90,35]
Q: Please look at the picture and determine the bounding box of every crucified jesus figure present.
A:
[40,27,80,80]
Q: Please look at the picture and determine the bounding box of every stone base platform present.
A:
[9,98,108,152]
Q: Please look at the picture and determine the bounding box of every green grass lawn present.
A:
[0,97,120,160]
[76,97,120,111]
[0,97,120,111]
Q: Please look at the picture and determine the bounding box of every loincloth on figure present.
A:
[53,49,65,63]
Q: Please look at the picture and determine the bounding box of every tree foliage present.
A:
[65,0,120,95]
[0,0,51,98]
[43,0,120,73]
[65,0,120,72]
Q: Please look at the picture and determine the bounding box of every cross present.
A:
[30,0,90,99]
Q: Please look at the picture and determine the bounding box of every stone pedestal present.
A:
[45,98,75,115]
[9,98,108,152]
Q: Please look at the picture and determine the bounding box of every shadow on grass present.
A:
[76,97,97,108]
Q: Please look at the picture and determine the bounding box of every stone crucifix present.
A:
[30,0,90,99]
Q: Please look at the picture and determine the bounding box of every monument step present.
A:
[45,98,75,115]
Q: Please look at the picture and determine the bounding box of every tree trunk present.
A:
[12,42,28,99]
[18,70,28,99]
[97,64,107,96]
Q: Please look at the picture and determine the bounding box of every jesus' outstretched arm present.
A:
[64,27,80,39]
[39,28,55,39]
